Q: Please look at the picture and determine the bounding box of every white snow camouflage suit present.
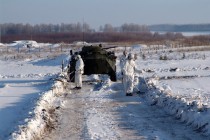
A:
[122,55,135,94]
[75,55,84,88]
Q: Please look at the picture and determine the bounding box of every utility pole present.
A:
[30,25,32,40]
[0,25,1,43]
[82,17,84,45]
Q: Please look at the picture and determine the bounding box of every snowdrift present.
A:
[144,78,210,136]
[7,40,39,48]
[73,41,89,46]
[0,43,5,46]
[131,44,147,51]
[11,73,67,140]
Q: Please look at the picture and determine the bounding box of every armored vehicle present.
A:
[68,45,117,81]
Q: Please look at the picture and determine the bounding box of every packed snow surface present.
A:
[38,76,206,140]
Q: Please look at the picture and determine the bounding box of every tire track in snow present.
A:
[41,84,92,140]
[42,82,206,140]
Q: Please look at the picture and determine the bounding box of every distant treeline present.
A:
[0,23,150,43]
[149,24,210,32]
[2,32,186,44]
[1,32,185,43]
[0,23,149,36]
[1,23,210,44]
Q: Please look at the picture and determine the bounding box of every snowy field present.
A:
[135,45,210,106]
[135,44,210,137]
[0,40,210,139]
[0,41,70,139]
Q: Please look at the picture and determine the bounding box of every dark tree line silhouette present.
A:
[0,23,149,36]
[149,24,210,32]
[1,23,210,45]
[2,32,186,44]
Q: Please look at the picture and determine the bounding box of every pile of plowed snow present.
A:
[144,78,210,136]
[7,40,39,48]
[11,74,67,140]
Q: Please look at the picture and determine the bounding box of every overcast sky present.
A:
[1,0,210,29]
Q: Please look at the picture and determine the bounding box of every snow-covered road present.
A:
[1,43,210,139]
[41,81,206,140]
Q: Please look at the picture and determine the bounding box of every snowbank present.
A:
[11,74,67,140]
[0,43,5,46]
[7,40,39,48]
[144,78,210,136]
[131,44,147,51]
[73,41,89,46]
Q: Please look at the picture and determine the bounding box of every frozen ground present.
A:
[0,41,210,139]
